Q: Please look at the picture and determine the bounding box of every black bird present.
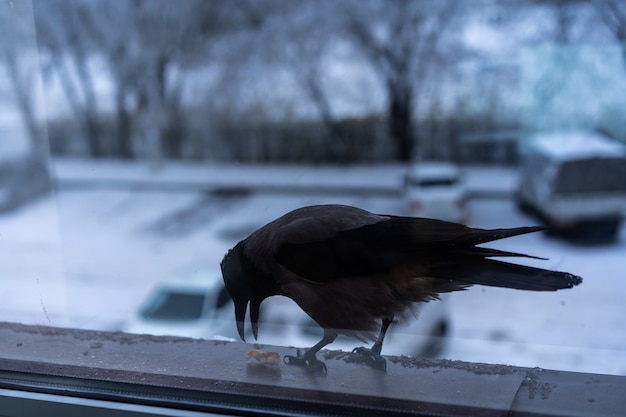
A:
[220,204,582,371]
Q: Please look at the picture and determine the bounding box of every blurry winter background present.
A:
[1,0,625,375]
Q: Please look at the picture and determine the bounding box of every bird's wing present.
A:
[274,216,543,284]
[341,215,545,248]
[245,205,389,275]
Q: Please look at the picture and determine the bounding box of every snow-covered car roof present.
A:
[525,131,626,161]
[407,162,461,179]
[152,264,223,290]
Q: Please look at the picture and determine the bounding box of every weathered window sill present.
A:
[0,322,624,416]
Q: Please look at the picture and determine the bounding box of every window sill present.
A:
[0,322,624,416]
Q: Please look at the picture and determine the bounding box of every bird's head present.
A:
[220,241,276,342]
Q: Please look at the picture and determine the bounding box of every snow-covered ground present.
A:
[1,160,624,376]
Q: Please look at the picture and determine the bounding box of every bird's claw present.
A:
[349,347,387,372]
[284,349,327,374]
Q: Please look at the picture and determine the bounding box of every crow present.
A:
[220,204,582,372]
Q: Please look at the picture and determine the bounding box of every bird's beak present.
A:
[234,297,261,342]
[234,298,248,342]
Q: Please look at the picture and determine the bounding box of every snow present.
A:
[53,158,408,191]
[53,158,518,196]
[526,131,626,161]
[1,159,625,376]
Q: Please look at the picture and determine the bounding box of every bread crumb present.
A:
[246,349,280,365]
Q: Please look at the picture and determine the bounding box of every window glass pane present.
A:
[1,1,625,409]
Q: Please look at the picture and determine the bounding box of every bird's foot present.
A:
[349,346,387,372]
[284,349,327,374]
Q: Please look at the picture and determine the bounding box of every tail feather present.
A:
[432,258,582,291]
[455,226,546,247]
[453,246,547,260]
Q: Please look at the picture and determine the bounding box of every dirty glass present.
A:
[1,1,626,413]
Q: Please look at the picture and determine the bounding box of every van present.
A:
[516,131,626,241]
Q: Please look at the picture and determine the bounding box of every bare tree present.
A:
[526,0,590,114]
[281,2,351,160]
[243,0,358,161]
[343,0,463,162]
[1,0,46,155]
[528,0,588,41]
[593,0,626,71]
[34,0,106,157]
[34,0,253,162]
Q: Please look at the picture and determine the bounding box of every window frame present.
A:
[1,322,624,417]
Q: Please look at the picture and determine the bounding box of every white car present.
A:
[404,162,468,223]
[124,265,450,358]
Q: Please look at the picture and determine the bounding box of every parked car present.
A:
[123,265,238,340]
[404,162,468,223]
[124,265,451,358]
[516,131,626,242]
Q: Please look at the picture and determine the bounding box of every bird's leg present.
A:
[350,317,393,371]
[284,331,337,374]
[371,316,393,355]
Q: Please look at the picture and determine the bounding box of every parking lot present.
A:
[1,162,624,375]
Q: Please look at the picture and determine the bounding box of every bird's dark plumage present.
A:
[220,204,582,370]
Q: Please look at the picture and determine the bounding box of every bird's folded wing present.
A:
[274,216,545,284]
[341,215,545,248]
